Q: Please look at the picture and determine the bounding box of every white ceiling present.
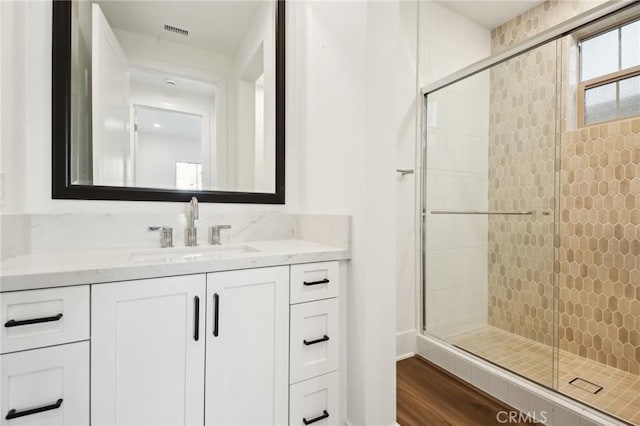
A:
[95,1,265,56]
[435,0,544,29]
[136,106,202,140]
[130,68,217,96]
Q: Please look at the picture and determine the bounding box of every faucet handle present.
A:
[148,226,173,248]
[209,225,231,245]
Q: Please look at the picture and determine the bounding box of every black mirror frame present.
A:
[52,0,285,204]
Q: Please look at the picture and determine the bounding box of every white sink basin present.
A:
[129,245,260,263]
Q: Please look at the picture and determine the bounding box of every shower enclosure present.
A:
[421,6,639,424]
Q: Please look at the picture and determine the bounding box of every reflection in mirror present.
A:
[70,1,276,194]
[134,105,204,190]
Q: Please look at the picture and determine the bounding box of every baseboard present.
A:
[396,329,417,360]
[396,352,415,361]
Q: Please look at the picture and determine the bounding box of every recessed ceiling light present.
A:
[153,123,161,128]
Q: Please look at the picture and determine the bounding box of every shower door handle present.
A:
[430,210,533,216]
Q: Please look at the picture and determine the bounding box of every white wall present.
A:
[395,0,492,355]
[0,1,28,215]
[135,132,201,189]
[115,30,225,190]
[417,1,493,86]
[232,2,275,194]
[129,82,215,188]
[70,0,93,185]
[396,0,419,359]
[286,2,399,424]
[92,4,131,187]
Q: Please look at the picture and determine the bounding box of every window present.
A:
[175,162,202,190]
[579,18,640,126]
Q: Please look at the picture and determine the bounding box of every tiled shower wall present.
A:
[425,73,490,338]
[488,0,640,374]
[559,118,640,374]
[486,41,558,346]
[490,0,608,54]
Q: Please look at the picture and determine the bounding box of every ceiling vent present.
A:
[163,24,189,37]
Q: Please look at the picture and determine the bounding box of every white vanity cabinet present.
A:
[289,262,341,426]
[91,275,206,426]
[90,267,292,426]
[205,267,289,426]
[0,287,90,426]
[2,258,344,426]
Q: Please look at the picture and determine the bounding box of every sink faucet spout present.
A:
[185,197,199,247]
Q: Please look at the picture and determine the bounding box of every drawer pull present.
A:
[5,398,63,420]
[303,335,330,346]
[303,279,329,286]
[303,410,329,425]
[194,296,200,341]
[213,293,220,337]
[4,313,63,328]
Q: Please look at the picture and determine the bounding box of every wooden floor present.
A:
[397,356,541,426]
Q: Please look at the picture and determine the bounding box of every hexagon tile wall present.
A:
[487,0,640,377]
[487,41,558,347]
[559,117,640,374]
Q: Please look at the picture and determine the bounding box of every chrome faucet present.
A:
[185,197,199,247]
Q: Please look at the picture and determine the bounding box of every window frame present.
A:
[577,17,640,127]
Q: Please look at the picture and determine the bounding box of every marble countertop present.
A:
[0,239,349,292]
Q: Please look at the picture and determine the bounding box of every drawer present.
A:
[290,299,338,384]
[0,341,90,426]
[290,262,339,304]
[1,286,89,354]
[289,372,338,426]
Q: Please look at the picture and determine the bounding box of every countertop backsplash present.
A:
[1,214,31,260]
[0,213,350,259]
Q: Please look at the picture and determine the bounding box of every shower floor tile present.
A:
[450,326,640,425]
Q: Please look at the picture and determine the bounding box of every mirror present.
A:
[52,0,285,203]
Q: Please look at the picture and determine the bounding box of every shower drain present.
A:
[569,377,603,394]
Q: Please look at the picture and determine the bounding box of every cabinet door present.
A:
[205,267,289,426]
[91,275,206,426]
[1,342,89,426]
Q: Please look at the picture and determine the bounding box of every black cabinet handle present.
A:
[6,398,63,420]
[303,279,329,286]
[303,335,330,346]
[194,296,200,341]
[303,410,329,425]
[213,293,220,337]
[4,313,63,328]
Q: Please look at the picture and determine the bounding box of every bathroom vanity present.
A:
[0,240,348,426]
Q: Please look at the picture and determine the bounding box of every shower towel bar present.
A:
[430,210,533,215]
[396,169,415,175]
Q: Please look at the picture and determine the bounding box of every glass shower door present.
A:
[422,40,559,389]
